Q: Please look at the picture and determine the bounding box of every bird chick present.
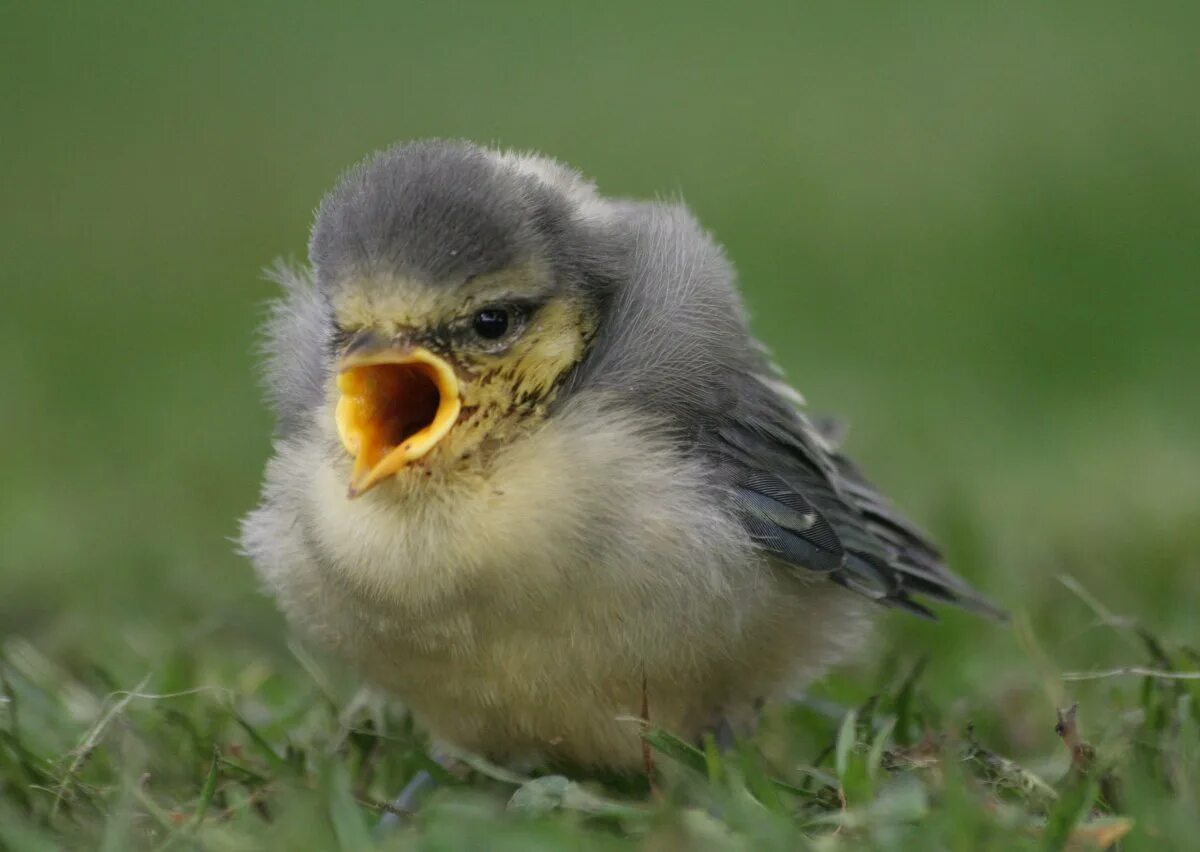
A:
[241,140,998,774]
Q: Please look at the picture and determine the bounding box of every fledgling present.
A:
[241,140,998,773]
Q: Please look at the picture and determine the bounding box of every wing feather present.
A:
[711,366,1003,619]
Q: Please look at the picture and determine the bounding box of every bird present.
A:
[240,139,1000,776]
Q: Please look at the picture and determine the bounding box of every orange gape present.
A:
[335,348,462,496]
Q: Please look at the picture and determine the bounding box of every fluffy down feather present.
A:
[241,140,999,773]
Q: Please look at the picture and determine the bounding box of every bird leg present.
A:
[705,696,766,755]
[710,716,737,753]
[375,751,458,833]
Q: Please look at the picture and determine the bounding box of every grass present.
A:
[3,1,1200,848]
[1,569,1197,849]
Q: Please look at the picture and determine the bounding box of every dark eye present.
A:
[472,308,510,340]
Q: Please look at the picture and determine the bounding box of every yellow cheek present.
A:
[509,301,593,398]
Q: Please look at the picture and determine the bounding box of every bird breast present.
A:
[244,392,869,769]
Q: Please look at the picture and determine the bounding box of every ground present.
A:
[2,2,1199,849]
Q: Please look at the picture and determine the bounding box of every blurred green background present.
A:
[2,1,1197,706]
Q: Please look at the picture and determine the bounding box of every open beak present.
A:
[335,346,462,497]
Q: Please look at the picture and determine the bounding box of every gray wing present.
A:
[568,197,1000,619]
[710,370,1004,619]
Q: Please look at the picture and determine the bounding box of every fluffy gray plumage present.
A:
[242,139,999,773]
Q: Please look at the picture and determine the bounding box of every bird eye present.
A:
[472,308,510,340]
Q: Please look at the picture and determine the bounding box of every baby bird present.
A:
[241,140,997,774]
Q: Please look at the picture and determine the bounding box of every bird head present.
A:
[306,141,616,497]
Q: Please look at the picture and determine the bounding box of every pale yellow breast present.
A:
[260,394,870,769]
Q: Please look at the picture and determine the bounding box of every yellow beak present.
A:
[335,347,462,497]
